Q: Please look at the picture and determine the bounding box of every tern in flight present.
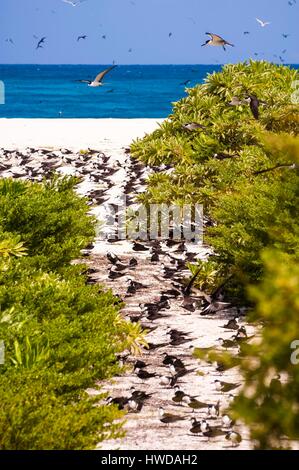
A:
[256,18,271,27]
[77,35,87,41]
[202,33,234,51]
[62,0,87,6]
[36,37,46,49]
[76,65,117,87]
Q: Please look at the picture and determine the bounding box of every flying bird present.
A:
[182,122,205,131]
[243,31,250,35]
[282,33,290,38]
[77,35,87,41]
[62,0,77,5]
[168,32,173,38]
[5,38,14,45]
[246,94,266,120]
[76,65,117,87]
[256,18,271,27]
[62,0,87,6]
[36,37,46,50]
[202,33,234,51]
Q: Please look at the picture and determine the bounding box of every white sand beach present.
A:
[0,118,163,151]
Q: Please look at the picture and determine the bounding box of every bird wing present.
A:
[206,32,224,41]
[250,99,259,119]
[94,65,117,83]
[256,18,263,25]
[76,80,91,84]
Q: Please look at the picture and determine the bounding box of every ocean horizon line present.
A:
[1,62,299,67]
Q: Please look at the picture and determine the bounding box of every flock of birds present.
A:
[99,230,249,448]
[4,0,296,66]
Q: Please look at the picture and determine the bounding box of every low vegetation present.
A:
[0,177,136,449]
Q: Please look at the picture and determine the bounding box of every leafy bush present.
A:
[0,177,95,270]
[0,177,131,449]
[131,60,299,297]
[231,251,299,449]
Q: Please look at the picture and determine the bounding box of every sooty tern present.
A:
[77,65,117,87]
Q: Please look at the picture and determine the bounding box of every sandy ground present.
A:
[0,118,163,151]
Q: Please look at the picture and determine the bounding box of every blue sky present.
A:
[0,0,298,64]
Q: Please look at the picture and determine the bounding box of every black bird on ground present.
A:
[226,431,242,447]
[160,374,179,387]
[183,395,210,410]
[150,252,160,262]
[169,364,196,378]
[128,398,143,412]
[200,420,227,438]
[160,263,177,279]
[135,368,156,380]
[190,417,203,434]
[36,37,46,49]
[207,401,220,418]
[170,337,192,346]
[106,252,120,265]
[221,318,239,330]
[217,337,239,349]
[129,387,153,401]
[134,360,147,370]
[172,386,187,404]
[159,407,185,424]
[161,287,181,298]
[162,354,185,370]
[167,328,192,338]
[147,341,169,350]
[108,268,126,280]
[214,380,241,393]
[129,257,138,267]
[126,278,147,295]
[132,241,149,251]
[106,396,128,410]
[114,261,128,271]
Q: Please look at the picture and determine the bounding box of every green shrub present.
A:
[0,177,129,449]
[0,176,95,271]
[131,61,299,297]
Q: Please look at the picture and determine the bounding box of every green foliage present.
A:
[131,61,299,448]
[0,371,123,450]
[131,61,299,297]
[0,177,129,449]
[0,176,95,270]
[232,252,299,449]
